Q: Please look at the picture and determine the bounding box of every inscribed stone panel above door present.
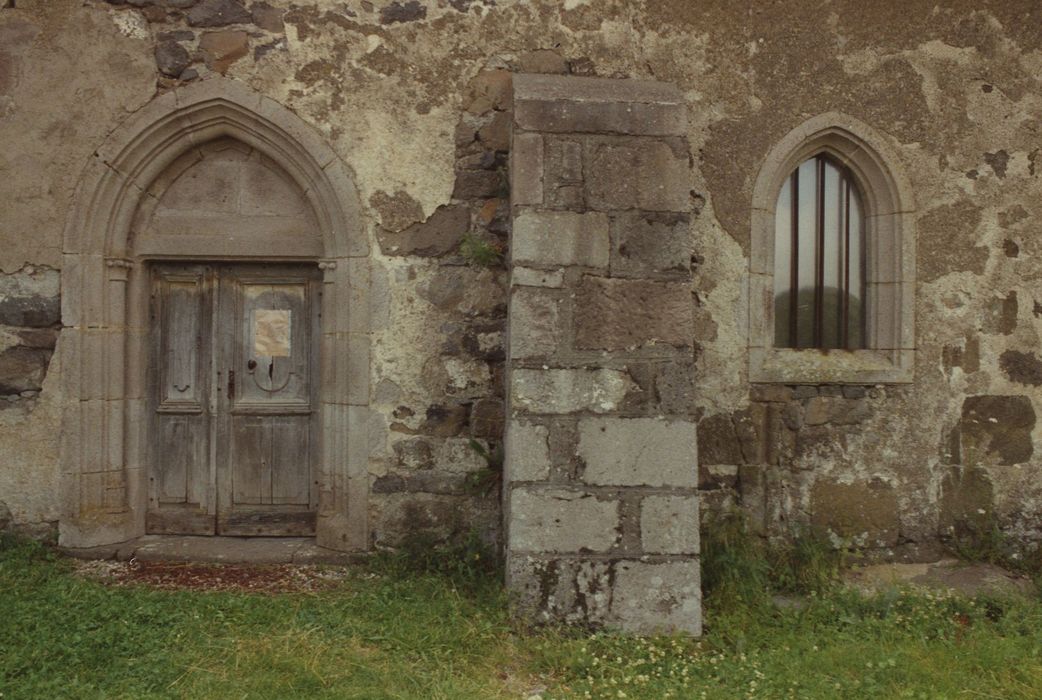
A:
[132,137,322,258]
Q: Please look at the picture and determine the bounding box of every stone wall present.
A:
[504,74,700,634]
[0,0,1041,570]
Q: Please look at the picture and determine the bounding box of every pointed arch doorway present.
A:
[60,78,370,551]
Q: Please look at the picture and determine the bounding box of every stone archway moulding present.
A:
[60,77,370,551]
[748,112,917,385]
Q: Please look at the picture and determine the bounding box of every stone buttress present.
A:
[504,74,700,634]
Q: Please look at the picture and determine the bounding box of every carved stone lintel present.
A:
[318,259,338,271]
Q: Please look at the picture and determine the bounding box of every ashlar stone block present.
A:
[609,211,691,278]
[512,210,609,269]
[512,75,687,137]
[641,495,700,554]
[505,420,551,481]
[507,555,613,625]
[512,267,565,288]
[511,368,635,415]
[511,132,544,206]
[585,139,689,212]
[610,560,701,635]
[509,487,620,553]
[578,417,697,487]
[574,277,693,350]
[509,287,562,359]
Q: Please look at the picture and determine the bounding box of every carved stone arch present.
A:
[60,77,370,551]
[748,112,916,384]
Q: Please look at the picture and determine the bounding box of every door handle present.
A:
[227,370,235,400]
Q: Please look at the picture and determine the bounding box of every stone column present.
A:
[505,74,700,634]
[316,258,370,552]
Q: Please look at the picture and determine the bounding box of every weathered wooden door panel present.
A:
[217,267,318,535]
[148,263,319,537]
[270,416,311,505]
[147,265,215,535]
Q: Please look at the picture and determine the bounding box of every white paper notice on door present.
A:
[253,309,291,357]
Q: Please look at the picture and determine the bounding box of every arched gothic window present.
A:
[749,113,917,384]
[773,154,865,350]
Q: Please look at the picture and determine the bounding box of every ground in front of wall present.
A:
[3,539,1042,699]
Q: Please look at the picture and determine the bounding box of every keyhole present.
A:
[268,360,274,380]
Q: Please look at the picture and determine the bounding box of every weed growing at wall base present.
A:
[700,509,847,607]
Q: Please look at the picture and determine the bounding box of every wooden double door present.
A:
[147,263,321,536]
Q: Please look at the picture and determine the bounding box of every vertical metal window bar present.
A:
[858,178,867,348]
[813,156,826,348]
[788,167,799,347]
[841,172,851,348]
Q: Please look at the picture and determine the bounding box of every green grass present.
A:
[4,535,1042,699]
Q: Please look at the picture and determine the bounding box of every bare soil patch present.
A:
[74,559,351,593]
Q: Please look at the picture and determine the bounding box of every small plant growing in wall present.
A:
[459,233,504,267]
[465,439,503,496]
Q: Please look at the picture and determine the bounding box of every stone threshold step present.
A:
[61,535,363,566]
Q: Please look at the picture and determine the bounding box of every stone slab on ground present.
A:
[843,559,1033,598]
[61,535,360,565]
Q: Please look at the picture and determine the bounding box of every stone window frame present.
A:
[749,112,916,384]
[60,77,370,551]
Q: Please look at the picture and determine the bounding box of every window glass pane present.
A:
[848,188,864,348]
[795,159,817,347]
[821,160,841,348]
[773,154,869,351]
[773,177,792,346]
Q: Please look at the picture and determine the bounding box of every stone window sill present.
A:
[749,346,913,385]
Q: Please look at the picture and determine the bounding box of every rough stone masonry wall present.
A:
[2,0,1042,561]
[504,74,700,634]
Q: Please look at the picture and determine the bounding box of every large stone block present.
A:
[511,368,635,415]
[187,0,252,27]
[804,397,871,426]
[609,212,691,278]
[198,31,249,74]
[939,466,995,538]
[509,287,562,359]
[507,555,613,626]
[544,136,585,209]
[653,360,697,415]
[958,395,1036,465]
[511,132,543,206]
[641,495,700,554]
[377,204,469,257]
[509,487,619,553]
[512,210,609,269]
[512,75,686,136]
[578,417,698,487]
[513,73,684,106]
[697,413,743,466]
[512,267,564,288]
[810,477,900,547]
[585,139,689,212]
[574,277,692,350]
[505,420,551,481]
[610,560,701,635]
[516,100,687,137]
[372,492,498,547]
[0,346,51,394]
[0,268,60,327]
